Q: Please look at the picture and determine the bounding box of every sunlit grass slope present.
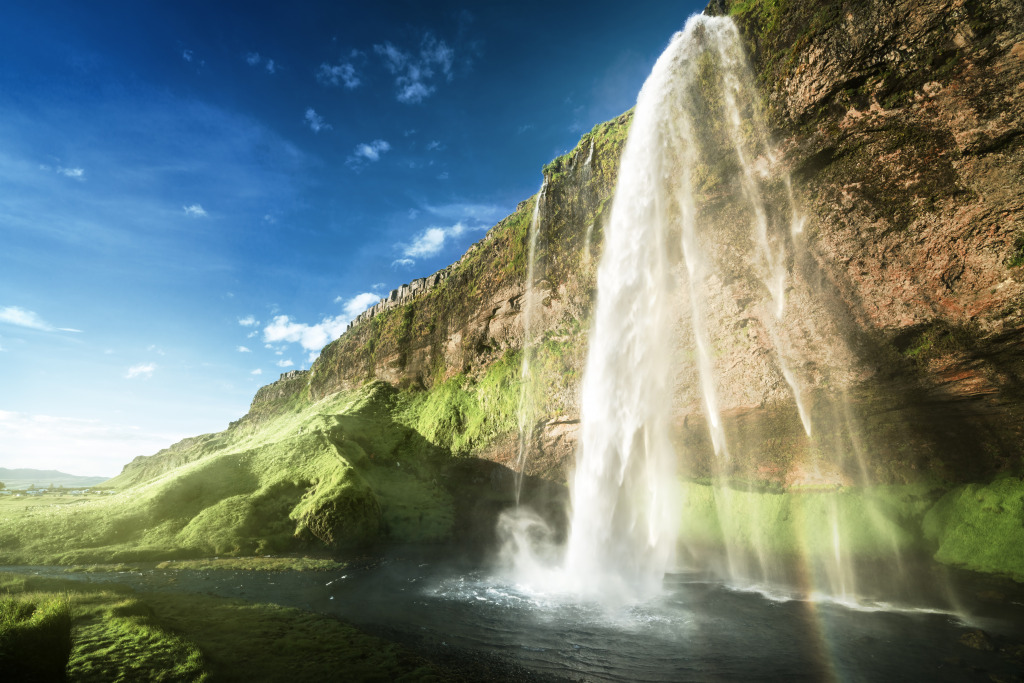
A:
[0,382,460,565]
[0,572,444,681]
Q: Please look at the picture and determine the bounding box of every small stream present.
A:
[12,554,1024,682]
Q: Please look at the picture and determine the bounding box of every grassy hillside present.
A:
[0,383,458,565]
[0,363,569,566]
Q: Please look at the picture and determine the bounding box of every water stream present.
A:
[18,559,1024,682]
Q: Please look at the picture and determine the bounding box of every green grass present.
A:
[923,477,1024,581]
[0,572,445,682]
[0,589,74,680]
[0,382,456,565]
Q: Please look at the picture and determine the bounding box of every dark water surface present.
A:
[13,555,1024,682]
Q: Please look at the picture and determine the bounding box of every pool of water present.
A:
[16,555,1024,682]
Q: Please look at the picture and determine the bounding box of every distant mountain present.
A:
[0,467,109,490]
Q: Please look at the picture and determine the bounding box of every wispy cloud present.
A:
[237,345,251,353]
[403,221,485,258]
[251,368,263,375]
[0,306,80,333]
[238,315,258,327]
[374,33,455,104]
[317,62,360,89]
[346,139,390,169]
[246,52,261,66]
[304,108,331,133]
[424,202,503,223]
[265,59,276,74]
[391,258,415,268]
[426,140,444,151]
[276,359,294,368]
[182,49,194,63]
[125,362,156,379]
[57,166,85,179]
[183,204,207,217]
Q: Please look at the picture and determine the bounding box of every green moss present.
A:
[680,481,937,560]
[895,320,981,365]
[1007,233,1024,268]
[923,477,1024,581]
[394,351,520,456]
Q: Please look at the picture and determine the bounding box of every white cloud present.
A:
[403,221,484,258]
[57,167,85,179]
[340,292,379,319]
[0,306,54,331]
[265,59,276,74]
[350,139,390,163]
[304,108,331,133]
[397,81,433,104]
[374,42,407,73]
[371,282,387,290]
[374,33,455,104]
[276,359,294,368]
[317,62,360,89]
[237,345,251,353]
[182,49,193,62]
[183,204,207,217]
[307,351,319,364]
[262,291,380,354]
[238,316,258,327]
[263,315,349,352]
[125,363,156,379]
[406,227,447,258]
[0,306,80,333]
[251,368,263,375]
[437,171,449,180]
[426,140,443,151]
[247,330,258,338]
[391,258,415,268]
[246,52,261,66]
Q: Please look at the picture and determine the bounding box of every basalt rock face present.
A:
[686,0,1024,484]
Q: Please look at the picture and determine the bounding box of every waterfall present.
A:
[565,14,815,598]
[502,13,906,604]
[513,181,547,504]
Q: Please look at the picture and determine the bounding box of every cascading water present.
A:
[513,181,548,504]
[502,13,916,605]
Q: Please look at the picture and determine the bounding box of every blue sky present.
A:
[1,0,705,477]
